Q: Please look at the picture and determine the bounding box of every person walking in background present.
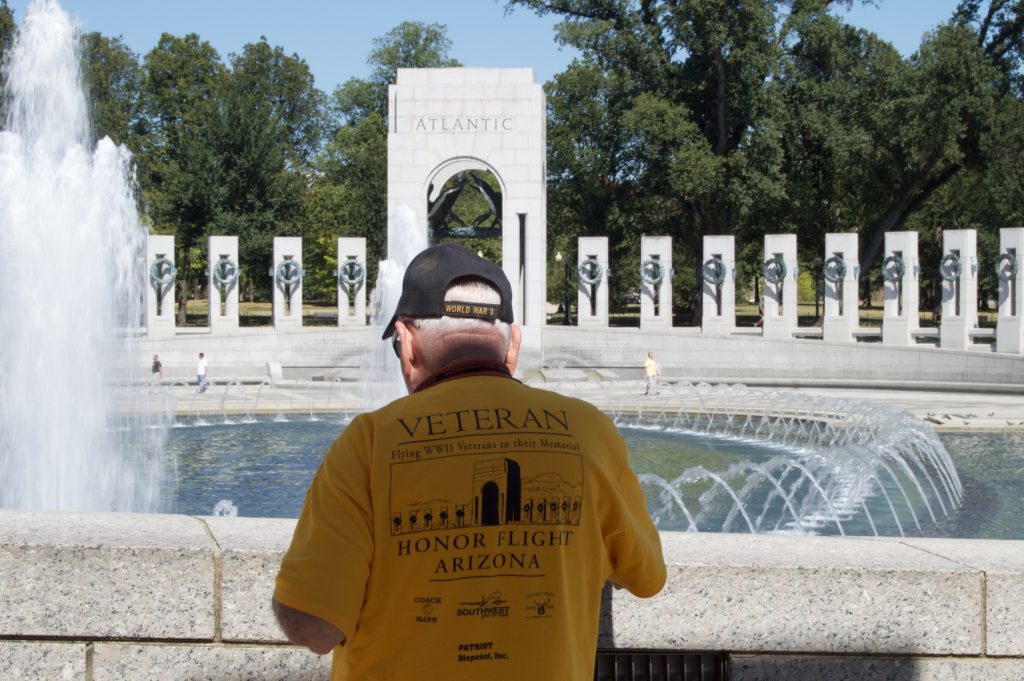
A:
[272,243,665,680]
[644,351,660,395]
[149,352,162,391]
[196,352,208,393]
[150,354,163,392]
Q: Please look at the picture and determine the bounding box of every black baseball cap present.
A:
[381,242,514,340]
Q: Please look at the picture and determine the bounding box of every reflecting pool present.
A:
[163,418,1022,540]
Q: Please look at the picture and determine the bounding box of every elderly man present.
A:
[273,242,665,680]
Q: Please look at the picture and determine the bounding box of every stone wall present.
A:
[542,326,1024,386]
[2,510,1022,680]
[134,324,1024,387]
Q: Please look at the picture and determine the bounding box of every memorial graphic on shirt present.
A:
[390,452,583,535]
[388,406,586,581]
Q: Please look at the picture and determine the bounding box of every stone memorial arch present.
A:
[387,68,547,342]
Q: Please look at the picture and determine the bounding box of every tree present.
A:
[79,33,147,153]
[206,76,305,301]
[226,38,329,301]
[299,181,358,300]
[141,33,227,324]
[509,0,804,315]
[856,14,1007,270]
[512,0,1023,311]
[903,93,1024,315]
[544,62,646,309]
[139,34,319,318]
[309,110,389,291]
[229,37,329,168]
[334,21,459,125]
[0,0,17,112]
[313,21,460,284]
[0,0,14,61]
[772,10,910,282]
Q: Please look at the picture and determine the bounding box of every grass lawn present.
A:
[182,298,998,329]
[546,302,998,328]
[180,300,343,327]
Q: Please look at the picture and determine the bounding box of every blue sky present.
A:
[8,0,961,93]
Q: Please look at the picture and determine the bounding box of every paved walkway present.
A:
[139,372,1024,432]
[768,385,1024,431]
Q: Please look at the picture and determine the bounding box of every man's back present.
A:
[275,373,665,680]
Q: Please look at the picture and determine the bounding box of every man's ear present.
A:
[504,324,522,375]
[395,320,421,393]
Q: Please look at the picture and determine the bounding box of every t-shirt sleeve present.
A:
[598,421,666,598]
[274,415,375,638]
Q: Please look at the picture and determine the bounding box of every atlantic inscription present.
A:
[414,117,513,132]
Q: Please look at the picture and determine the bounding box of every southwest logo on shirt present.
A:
[456,591,510,618]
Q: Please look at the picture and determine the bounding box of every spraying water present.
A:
[362,204,429,406]
[0,0,168,512]
[596,382,963,536]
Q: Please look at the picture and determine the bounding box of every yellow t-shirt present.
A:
[275,374,665,680]
[644,357,657,377]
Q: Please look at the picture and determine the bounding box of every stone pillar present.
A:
[996,227,1024,354]
[577,237,609,327]
[271,237,303,331]
[640,236,672,330]
[823,233,860,343]
[882,231,921,347]
[762,234,798,340]
[940,229,978,350]
[337,237,367,326]
[207,236,240,334]
[386,68,547,333]
[700,235,736,337]
[145,234,176,338]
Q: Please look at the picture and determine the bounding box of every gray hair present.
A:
[413,279,511,351]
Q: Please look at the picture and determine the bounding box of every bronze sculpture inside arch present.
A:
[427,170,502,241]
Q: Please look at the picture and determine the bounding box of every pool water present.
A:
[937,431,1024,540]
[163,418,1024,540]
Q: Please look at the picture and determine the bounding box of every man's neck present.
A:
[412,358,513,394]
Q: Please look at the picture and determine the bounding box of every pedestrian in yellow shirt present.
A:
[644,351,660,395]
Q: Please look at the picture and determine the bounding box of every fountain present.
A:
[587,381,962,537]
[0,0,168,512]
[158,199,966,535]
[0,3,965,535]
[361,203,428,406]
[159,382,983,539]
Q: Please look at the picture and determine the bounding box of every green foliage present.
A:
[512,0,799,311]
[315,112,389,272]
[904,93,1024,311]
[229,38,329,167]
[512,0,1022,312]
[773,13,908,259]
[298,182,358,301]
[80,33,147,153]
[797,269,817,305]
[140,33,227,322]
[333,21,459,125]
[544,61,653,310]
[7,0,1020,323]
[313,21,462,285]
[0,0,15,118]
[139,33,312,317]
[143,33,226,150]
[205,78,305,297]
